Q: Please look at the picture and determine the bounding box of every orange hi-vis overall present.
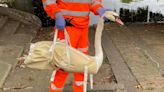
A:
[42,0,102,92]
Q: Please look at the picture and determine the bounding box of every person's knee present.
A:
[72,81,84,92]
[50,83,63,92]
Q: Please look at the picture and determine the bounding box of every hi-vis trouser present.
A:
[50,26,89,92]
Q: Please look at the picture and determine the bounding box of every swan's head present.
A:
[103,11,119,21]
[103,11,124,25]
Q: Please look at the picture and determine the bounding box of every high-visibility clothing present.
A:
[50,70,85,92]
[42,0,102,28]
[50,26,89,92]
[57,26,89,54]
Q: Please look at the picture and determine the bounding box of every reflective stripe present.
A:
[90,74,93,89]
[51,83,63,91]
[74,81,84,86]
[57,39,65,43]
[43,0,56,7]
[61,9,90,17]
[50,70,56,82]
[77,47,89,52]
[62,0,92,4]
[91,0,101,7]
[84,66,88,92]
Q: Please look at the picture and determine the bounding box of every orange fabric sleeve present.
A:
[90,0,103,15]
[42,0,61,19]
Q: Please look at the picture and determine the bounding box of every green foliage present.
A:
[121,0,133,3]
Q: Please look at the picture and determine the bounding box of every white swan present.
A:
[24,11,123,74]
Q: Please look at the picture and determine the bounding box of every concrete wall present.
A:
[12,0,33,13]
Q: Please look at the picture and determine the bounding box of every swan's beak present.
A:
[115,18,124,25]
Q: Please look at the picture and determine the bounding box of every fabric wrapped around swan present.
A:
[24,11,124,74]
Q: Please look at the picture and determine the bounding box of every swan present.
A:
[24,11,124,74]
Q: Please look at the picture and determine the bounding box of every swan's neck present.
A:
[94,18,104,69]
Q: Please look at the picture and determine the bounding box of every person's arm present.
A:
[42,0,61,19]
[42,0,65,30]
[90,0,103,15]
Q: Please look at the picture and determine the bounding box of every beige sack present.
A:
[24,41,54,70]
[24,41,98,74]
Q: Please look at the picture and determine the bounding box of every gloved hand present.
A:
[55,12,66,30]
[97,8,112,17]
[97,8,119,21]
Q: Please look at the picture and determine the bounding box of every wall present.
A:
[90,0,164,25]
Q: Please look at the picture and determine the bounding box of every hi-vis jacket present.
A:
[42,0,103,28]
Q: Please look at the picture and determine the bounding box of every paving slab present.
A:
[64,83,125,92]
[0,20,20,36]
[149,45,164,66]
[0,45,23,67]
[139,31,164,45]
[15,24,38,37]
[127,24,164,45]
[0,16,8,29]
[128,24,164,35]
[0,34,33,46]
[0,45,23,58]
[143,88,164,92]
[0,62,12,88]
[0,68,51,92]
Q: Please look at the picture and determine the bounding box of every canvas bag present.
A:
[24,27,99,74]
